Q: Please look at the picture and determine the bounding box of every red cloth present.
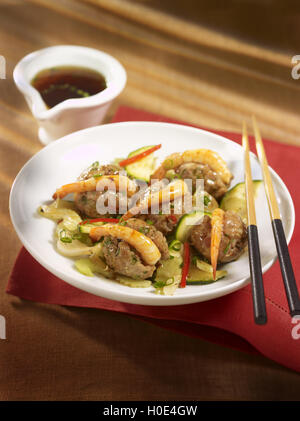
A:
[7,106,300,371]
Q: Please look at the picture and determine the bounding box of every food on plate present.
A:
[151,149,233,200]
[38,145,254,296]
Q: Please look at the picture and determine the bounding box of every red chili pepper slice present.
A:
[119,144,162,167]
[79,218,120,225]
[168,214,178,223]
[180,242,190,288]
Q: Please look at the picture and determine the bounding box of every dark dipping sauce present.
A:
[31,66,107,109]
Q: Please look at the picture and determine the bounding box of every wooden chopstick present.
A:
[252,116,300,316]
[242,121,267,325]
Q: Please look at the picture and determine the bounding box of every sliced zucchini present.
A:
[154,254,183,295]
[115,275,152,288]
[125,145,157,182]
[78,221,105,234]
[75,255,114,278]
[220,180,263,224]
[187,265,227,285]
[175,210,209,242]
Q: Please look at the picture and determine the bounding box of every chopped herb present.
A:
[59,229,72,243]
[192,256,198,266]
[204,195,211,206]
[104,238,112,246]
[169,240,182,251]
[153,280,167,289]
[146,219,154,225]
[91,161,99,168]
[169,255,175,260]
[93,173,103,178]
[224,240,232,255]
[179,262,184,268]
[139,226,150,235]
[131,254,138,264]
[120,221,128,226]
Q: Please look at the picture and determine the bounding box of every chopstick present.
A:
[252,116,300,316]
[242,122,267,325]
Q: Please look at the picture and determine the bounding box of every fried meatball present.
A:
[190,211,247,263]
[102,236,155,279]
[173,162,229,200]
[124,218,169,260]
[75,164,128,218]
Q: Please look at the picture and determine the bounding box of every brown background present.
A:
[1,0,300,400]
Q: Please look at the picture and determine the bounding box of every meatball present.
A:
[190,211,247,263]
[138,214,178,236]
[75,191,127,218]
[102,236,155,279]
[78,163,120,180]
[124,218,169,260]
[75,164,128,218]
[173,162,228,200]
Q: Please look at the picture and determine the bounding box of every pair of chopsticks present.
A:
[243,116,300,325]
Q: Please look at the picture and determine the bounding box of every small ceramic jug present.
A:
[13,45,126,145]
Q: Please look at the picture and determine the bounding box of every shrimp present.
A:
[151,149,233,185]
[89,224,161,265]
[53,175,137,200]
[210,208,225,280]
[121,179,189,221]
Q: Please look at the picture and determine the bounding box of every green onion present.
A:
[224,240,232,255]
[204,195,211,206]
[59,229,72,243]
[192,256,198,266]
[169,240,182,251]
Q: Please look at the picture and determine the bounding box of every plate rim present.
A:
[9,121,296,306]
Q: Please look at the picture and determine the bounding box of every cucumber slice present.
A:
[115,275,152,288]
[75,256,114,278]
[78,221,105,234]
[187,265,227,284]
[175,210,209,242]
[220,180,263,224]
[125,145,157,182]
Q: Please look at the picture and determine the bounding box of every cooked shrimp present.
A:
[53,175,137,199]
[89,224,161,265]
[210,208,225,280]
[121,179,188,221]
[151,149,233,185]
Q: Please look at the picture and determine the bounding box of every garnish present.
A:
[118,144,161,167]
[224,240,232,255]
[180,242,190,288]
[169,240,182,251]
[168,214,178,224]
[59,229,72,243]
[204,195,211,206]
[79,218,119,225]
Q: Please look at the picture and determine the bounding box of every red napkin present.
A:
[7,106,300,372]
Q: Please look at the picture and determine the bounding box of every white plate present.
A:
[9,122,295,306]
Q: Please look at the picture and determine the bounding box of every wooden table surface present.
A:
[1,0,300,401]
